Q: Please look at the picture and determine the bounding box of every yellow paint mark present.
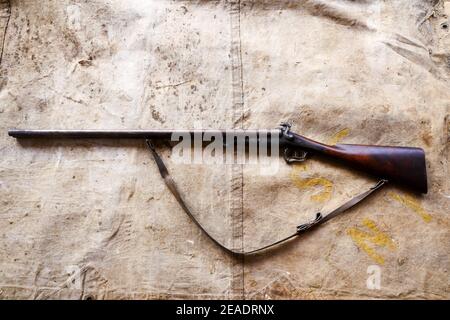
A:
[347,218,396,265]
[388,192,432,223]
[289,164,333,202]
[328,128,350,145]
[288,129,350,202]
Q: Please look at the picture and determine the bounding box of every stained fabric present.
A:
[0,0,448,299]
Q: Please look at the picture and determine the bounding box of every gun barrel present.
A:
[8,129,187,139]
[8,129,276,140]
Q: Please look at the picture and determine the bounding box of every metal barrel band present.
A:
[146,139,388,256]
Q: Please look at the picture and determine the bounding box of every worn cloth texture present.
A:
[0,0,449,299]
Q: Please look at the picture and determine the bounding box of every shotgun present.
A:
[8,122,428,194]
[7,122,428,255]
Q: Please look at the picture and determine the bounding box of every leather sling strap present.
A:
[146,140,387,256]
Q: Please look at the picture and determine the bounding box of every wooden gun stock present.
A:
[286,132,428,194]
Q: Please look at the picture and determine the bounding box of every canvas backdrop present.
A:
[0,0,448,299]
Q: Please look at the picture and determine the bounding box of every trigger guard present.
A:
[283,148,308,164]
